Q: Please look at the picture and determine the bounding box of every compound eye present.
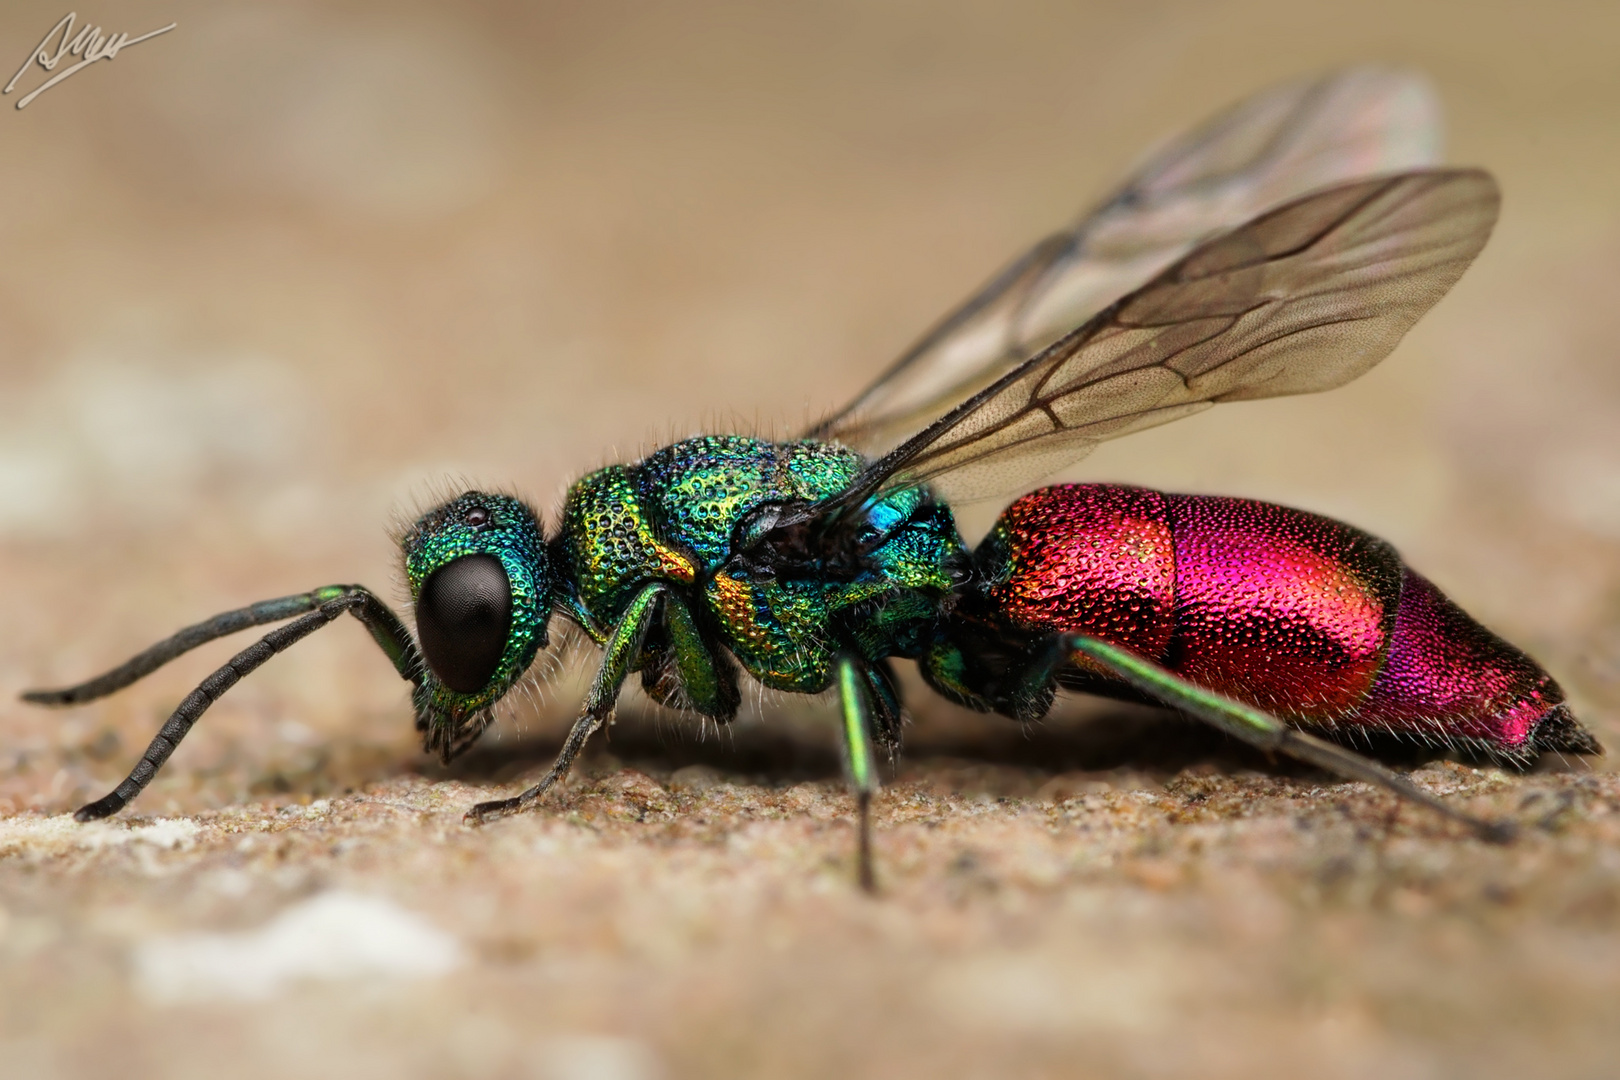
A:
[416,554,513,693]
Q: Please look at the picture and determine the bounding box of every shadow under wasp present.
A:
[24,68,1603,890]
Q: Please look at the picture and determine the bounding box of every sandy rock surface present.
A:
[3,703,1618,1079]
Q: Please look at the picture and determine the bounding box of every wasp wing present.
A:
[824,168,1498,511]
[810,67,1442,452]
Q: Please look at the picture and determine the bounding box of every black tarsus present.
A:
[1268,726,1517,845]
[19,586,422,822]
[461,706,606,824]
[1061,636,1517,845]
[856,790,875,894]
[463,581,668,825]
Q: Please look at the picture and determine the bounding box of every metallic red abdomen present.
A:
[977,484,1588,756]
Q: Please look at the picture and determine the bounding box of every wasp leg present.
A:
[1062,636,1514,844]
[862,658,904,758]
[645,592,741,721]
[465,583,666,825]
[835,655,885,893]
[919,634,1053,721]
[67,588,417,821]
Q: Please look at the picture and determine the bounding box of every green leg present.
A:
[659,593,741,721]
[466,583,666,825]
[919,635,1056,722]
[1065,636,1514,844]
[836,655,881,893]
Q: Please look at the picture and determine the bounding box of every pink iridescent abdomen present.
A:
[976,484,1573,754]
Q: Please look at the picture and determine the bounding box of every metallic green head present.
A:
[400,491,554,761]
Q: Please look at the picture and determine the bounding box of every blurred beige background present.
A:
[4,0,1620,736]
[2,2,1619,1078]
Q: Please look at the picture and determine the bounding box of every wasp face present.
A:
[400,491,553,762]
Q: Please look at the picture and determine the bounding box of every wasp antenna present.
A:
[73,606,342,819]
[71,587,422,821]
[21,588,372,707]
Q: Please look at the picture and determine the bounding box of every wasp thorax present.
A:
[416,554,513,692]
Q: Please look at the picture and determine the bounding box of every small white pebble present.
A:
[123,819,202,850]
[535,1036,663,1080]
[203,868,255,899]
[134,891,463,1003]
[277,720,318,745]
[0,815,200,854]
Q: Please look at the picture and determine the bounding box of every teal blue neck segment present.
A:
[400,491,553,760]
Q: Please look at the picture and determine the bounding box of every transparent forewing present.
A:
[833,169,1498,508]
[812,67,1442,452]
